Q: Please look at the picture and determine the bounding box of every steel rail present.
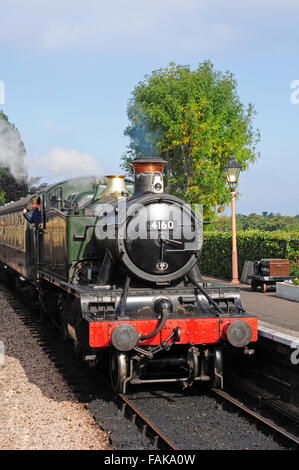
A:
[212,388,299,447]
[227,374,299,427]
[118,393,180,450]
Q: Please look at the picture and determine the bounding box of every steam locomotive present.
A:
[0,156,257,392]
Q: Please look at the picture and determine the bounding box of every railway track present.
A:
[118,388,298,450]
[123,385,298,450]
[2,282,298,450]
[118,393,179,450]
[211,388,299,448]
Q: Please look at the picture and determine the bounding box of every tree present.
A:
[213,212,299,232]
[122,61,260,219]
[0,167,29,204]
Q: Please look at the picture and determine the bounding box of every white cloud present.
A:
[0,0,200,52]
[3,0,296,54]
[27,146,103,180]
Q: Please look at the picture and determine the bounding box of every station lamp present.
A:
[223,151,241,284]
[223,151,241,190]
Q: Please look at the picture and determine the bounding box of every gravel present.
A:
[127,387,287,450]
[0,286,111,450]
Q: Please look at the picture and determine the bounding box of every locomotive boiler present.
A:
[0,156,258,393]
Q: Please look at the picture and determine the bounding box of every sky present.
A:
[0,0,299,215]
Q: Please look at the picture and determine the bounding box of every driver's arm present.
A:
[23,208,33,223]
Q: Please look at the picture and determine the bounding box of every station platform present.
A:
[203,276,299,409]
[203,276,299,339]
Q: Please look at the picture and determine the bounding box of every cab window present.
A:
[48,187,63,209]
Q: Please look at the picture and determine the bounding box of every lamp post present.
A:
[224,152,241,285]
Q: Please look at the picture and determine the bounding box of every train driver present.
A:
[23,196,42,231]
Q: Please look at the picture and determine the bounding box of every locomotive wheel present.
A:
[109,348,129,393]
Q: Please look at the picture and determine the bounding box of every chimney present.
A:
[131,157,166,197]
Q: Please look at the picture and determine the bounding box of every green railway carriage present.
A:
[0,195,36,280]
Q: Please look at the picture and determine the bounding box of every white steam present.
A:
[0,115,103,184]
[0,115,28,180]
[28,146,103,180]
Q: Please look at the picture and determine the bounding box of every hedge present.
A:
[198,230,299,279]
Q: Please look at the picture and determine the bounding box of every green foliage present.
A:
[0,110,9,123]
[212,212,299,233]
[122,61,260,218]
[0,190,5,206]
[0,167,29,205]
[199,230,299,278]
